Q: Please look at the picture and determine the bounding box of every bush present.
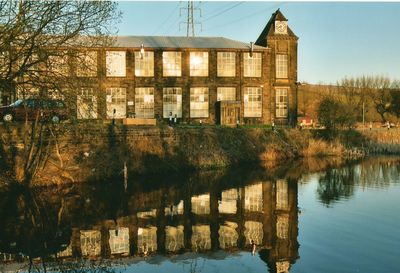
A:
[318,97,356,131]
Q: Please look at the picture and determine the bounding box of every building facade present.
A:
[3,9,298,126]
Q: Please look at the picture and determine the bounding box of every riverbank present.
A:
[1,123,400,186]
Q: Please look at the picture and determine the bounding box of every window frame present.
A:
[243,52,262,77]
[106,51,126,77]
[135,87,154,118]
[275,88,288,118]
[243,87,262,118]
[77,51,98,77]
[276,54,288,79]
[217,87,236,101]
[134,51,154,77]
[106,87,126,119]
[77,88,98,119]
[163,51,182,77]
[190,52,209,77]
[217,52,236,77]
[163,87,182,118]
[190,87,209,118]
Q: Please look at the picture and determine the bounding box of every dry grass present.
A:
[301,139,345,157]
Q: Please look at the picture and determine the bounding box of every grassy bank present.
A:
[1,123,400,186]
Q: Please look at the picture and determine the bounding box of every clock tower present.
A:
[255,9,298,126]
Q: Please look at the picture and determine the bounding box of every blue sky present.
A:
[116,1,400,84]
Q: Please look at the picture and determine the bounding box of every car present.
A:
[0,98,69,123]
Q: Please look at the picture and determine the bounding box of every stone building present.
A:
[3,9,298,126]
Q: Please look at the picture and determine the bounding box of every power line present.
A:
[203,3,284,33]
[151,2,181,35]
[202,1,245,23]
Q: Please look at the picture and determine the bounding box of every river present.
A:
[0,156,399,273]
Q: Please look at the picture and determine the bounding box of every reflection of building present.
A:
[62,179,298,271]
[109,227,129,255]
[0,178,299,272]
[80,230,101,257]
[165,226,184,252]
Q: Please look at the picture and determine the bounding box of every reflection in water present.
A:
[218,189,238,214]
[192,225,211,251]
[80,230,101,257]
[0,169,300,272]
[244,221,263,245]
[165,225,184,252]
[2,157,397,272]
[218,221,239,249]
[244,183,263,212]
[191,194,210,215]
[165,200,184,216]
[137,227,157,254]
[109,227,129,255]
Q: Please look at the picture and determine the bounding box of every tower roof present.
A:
[255,9,298,47]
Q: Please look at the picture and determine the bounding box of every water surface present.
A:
[0,157,399,273]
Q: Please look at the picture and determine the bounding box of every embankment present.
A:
[1,124,400,186]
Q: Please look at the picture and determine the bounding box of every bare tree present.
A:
[368,76,393,122]
[0,0,120,185]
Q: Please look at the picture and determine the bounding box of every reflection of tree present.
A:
[317,157,400,206]
[0,186,123,273]
[358,158,400,189]
[317,167,355,206]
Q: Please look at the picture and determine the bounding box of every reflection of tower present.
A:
[259,179,299,272]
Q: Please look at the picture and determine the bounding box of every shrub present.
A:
[318,97,356,131]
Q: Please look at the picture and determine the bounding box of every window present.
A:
[218,221,238,249]
[109,227,129,255]
[163,51,181,76]
[77,51,97,77]
[48,89,65,100]
[190,87,209,118]
[0,51,9,74]
[106,87,126,119]
[276,88,288,118]
[276,54,288,78]
[137,227,157,254]
[217,52,235,77]
[217,87,236,101]
[77,88,97,119]
[276,179,288,210]
[277,215,289,239]
[80,230,101,256]
[16,54,41,77]
[163,87,182,118]
[191,194,210,215]
[245,183,263,212]
[135,51,154,77]
[135,87,154,118]
[190,52,208,76]
[48,53,69,75]
[165,226,184,252]
[244,52,261,77]
[244,87,262,117]
[16,87,39,99]
[191,225,211,251]
[218,189,238,214]
[106,51,126,77]
[244,221,263,245]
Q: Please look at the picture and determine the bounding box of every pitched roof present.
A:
[255,9,298,47]
[113,36,267,50]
